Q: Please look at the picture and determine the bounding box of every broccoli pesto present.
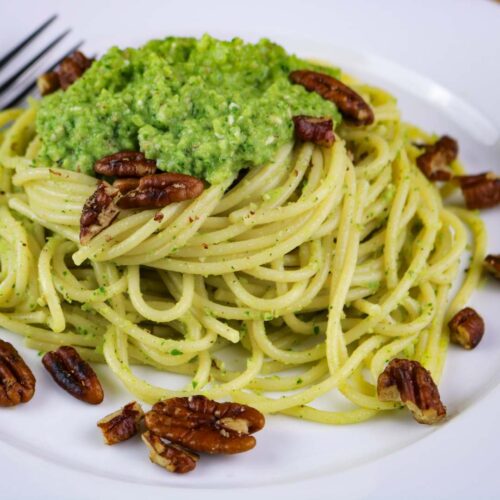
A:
[36,35,340,184]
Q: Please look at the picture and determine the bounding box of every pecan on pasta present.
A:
[290,70,374,126]
[37,51,94,95]
[377,359,446,424]
[98,401,144,445]
[117,172,204,209]
[142,431,199,474]
[80,181,121,244]
[292,115,335,147]
[416,135,458,181]
[42,346,104,404]
[484,254,500,280]
[112,178,140,194]
[456,172,500,209]
[94,151,157,178]
[0,339,36,407]
[144,395,265,454]
[448,307,485,350]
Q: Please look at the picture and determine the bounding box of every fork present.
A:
[0,15,83,110]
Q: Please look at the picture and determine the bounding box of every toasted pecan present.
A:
[0,339,36,407]
[38,51,93,95]
[42,346,103,404]
[98,401,144,445]
[416,135,457,181]
[112,178,140,194]
[484,254,500,280]
[80,181,121,244]
[448,307,485,350]
[142,431,199,474]
[456,172,500,209]
[144,395,265,454]
[290,70,374,126]
[94,151,157,178]
[117,173,204,210]
[377,359,446,424]
[292,115,335,147]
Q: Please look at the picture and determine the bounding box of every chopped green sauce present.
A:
[36,35,341,184]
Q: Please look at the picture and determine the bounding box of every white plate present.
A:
[1,0,499,498]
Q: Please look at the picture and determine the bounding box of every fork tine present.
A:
[0,41,84,110]
[0,15,58,70]
[0,30,70,95]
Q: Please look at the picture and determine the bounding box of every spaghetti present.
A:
[0,76,486,425]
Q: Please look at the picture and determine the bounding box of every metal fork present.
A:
[0,15,83,110]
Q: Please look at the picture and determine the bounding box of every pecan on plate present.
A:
[42,346,104,404]
[290,70,374,126]
[117,173,204,210]
[37,51,93,95]
[97,401,144,445]
[144,395,265,454]
[484,254,500,280]
[456,172,500,209]
[448,307,485,350]
[292,115,335,147]
[142,431,199,474]
[94,151,157,178]
[0,339,36,407]
[416,135,457,181]
[377,359,446,424]
[80,181,121,245]
[112,178,140,194]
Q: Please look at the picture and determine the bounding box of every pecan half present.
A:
[290,70,374,126]
[377,359,446,424]
[0,339,36,407]
[448,307,485,350]
[42,346,104,404]
[144,396,265,454]
[142,431,199,474]
[94,151,157,178]
[292,115,335,147]
[38,51,93,95]
[112,178,140,194]
[97,401,144,445]
[484,254,500,280]
[80,181,121,245]
[117,173,204,210]
[416,135,457,181]
[456,172,500,209]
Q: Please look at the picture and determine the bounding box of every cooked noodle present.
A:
[0,79,485,424]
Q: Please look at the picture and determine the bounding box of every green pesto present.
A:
[36,35,341,184]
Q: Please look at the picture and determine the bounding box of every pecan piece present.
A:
[118,173,204,210]
[80,181,121,245]
[144,395,265,454]
[484,254,500,280]
[97,401,144,445]
[292,115,335,147]
[0,339,36,407]
[37,71,61,96]
[42,346,104,404]
[142,431,199,474]
[38,51,93,95]
[112,178,140,194]
[416,135,457,181]
[448,307,485,350]
[290,70,374,126]
[94,151,157,178]
[377,359,446,424]
[456,172,500,209]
